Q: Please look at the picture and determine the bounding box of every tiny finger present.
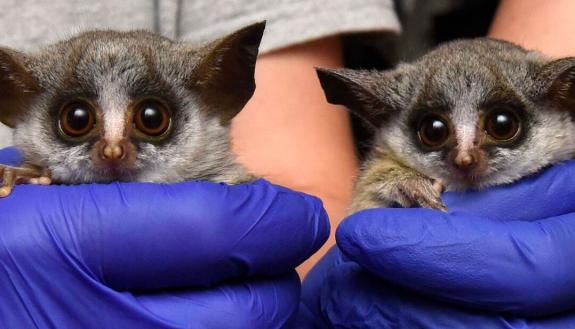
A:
[38,177,52,185]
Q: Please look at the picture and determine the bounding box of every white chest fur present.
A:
[0,124,12,148]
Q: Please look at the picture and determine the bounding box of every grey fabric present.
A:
[0,0,399,148]
[179,0,400,53]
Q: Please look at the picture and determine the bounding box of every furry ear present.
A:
[0,48,38,128]
[316,68,401,129]
[539,57,575,110]
[192,21,265,124]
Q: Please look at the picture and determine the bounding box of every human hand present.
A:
[300,161,575,328]
[0,147,329,328]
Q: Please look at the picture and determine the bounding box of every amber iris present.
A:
[418,115,450,148]
[134,100,171,136]
[485,109,520,141]
[59,101,95,138]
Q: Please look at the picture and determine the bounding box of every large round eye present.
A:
[418,114,450,148]
[133,100,171,137]
[485,109,520,141]
[59,101,95,138]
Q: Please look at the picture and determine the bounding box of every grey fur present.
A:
[1,24,266,186]
[318,38,575,211]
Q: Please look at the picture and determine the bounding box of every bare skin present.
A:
[489,0,575,58]
[231,37,358,276]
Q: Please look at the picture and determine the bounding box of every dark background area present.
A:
[343,0,500,159]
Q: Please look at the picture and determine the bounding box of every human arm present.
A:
[232,36,357,277]
[489,0,575,57]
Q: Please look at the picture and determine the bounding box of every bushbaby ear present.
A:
[316,68,397,129]
[0,48,38,128]
[539,57,575,110]
[192,21,266,124]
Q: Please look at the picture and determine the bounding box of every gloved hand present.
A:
[0,148,329,329]
[299,160,575,328]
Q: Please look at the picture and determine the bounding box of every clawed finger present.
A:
[0,168,15,197]
[419,197,448,212]
[398,178,448,211]
[0,165,50,197]
[432,180,445,193]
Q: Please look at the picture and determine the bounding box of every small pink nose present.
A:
[453,151,475,171]
[100,142,125,161]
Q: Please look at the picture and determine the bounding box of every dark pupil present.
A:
[423,119,447,143]
[141,106,163,129]
[490,113,513,136]
[67,107,90,131]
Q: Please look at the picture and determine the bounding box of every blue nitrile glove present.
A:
[299,160,575,328]
[0,147,329,329]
